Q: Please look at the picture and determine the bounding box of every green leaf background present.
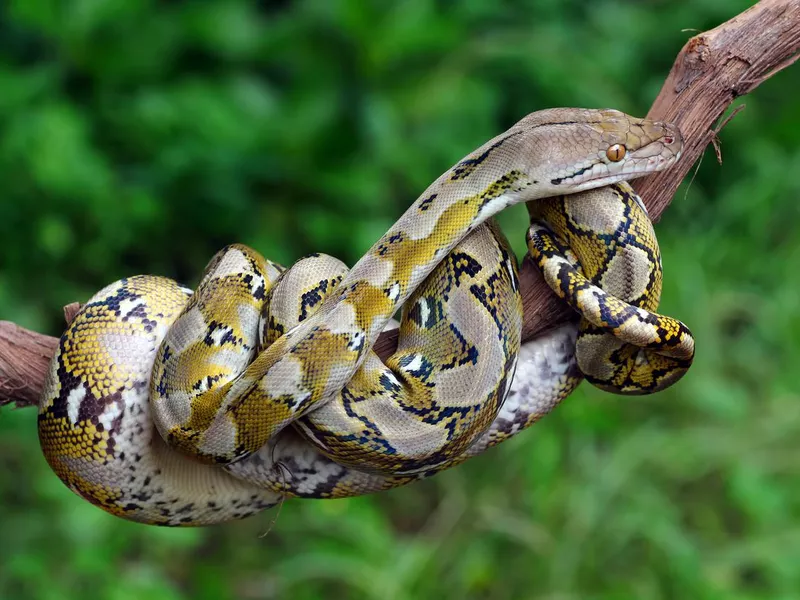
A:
[1,1,799,599]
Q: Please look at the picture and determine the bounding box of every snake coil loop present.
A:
[38,107,691,526]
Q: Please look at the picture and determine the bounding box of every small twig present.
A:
[711,103,747,163]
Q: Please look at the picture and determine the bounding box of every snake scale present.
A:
[38,108,694,526]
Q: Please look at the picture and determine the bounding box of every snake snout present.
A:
[633,120,684,164]
[654,120,683,161]
[664,121,684,161]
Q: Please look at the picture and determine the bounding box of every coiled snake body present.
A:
[38,108,693,526]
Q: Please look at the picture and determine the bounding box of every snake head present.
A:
[513,108,683,196]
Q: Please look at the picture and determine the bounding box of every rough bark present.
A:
[2,0,799,409]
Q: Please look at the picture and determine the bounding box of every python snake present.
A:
[38,108,692,526]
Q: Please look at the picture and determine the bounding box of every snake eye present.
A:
[606,143,626,162]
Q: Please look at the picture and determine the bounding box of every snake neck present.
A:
[332,170,532,342]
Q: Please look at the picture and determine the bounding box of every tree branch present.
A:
[2,0,799,410]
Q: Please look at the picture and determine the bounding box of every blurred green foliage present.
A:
[1,1,799,599]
